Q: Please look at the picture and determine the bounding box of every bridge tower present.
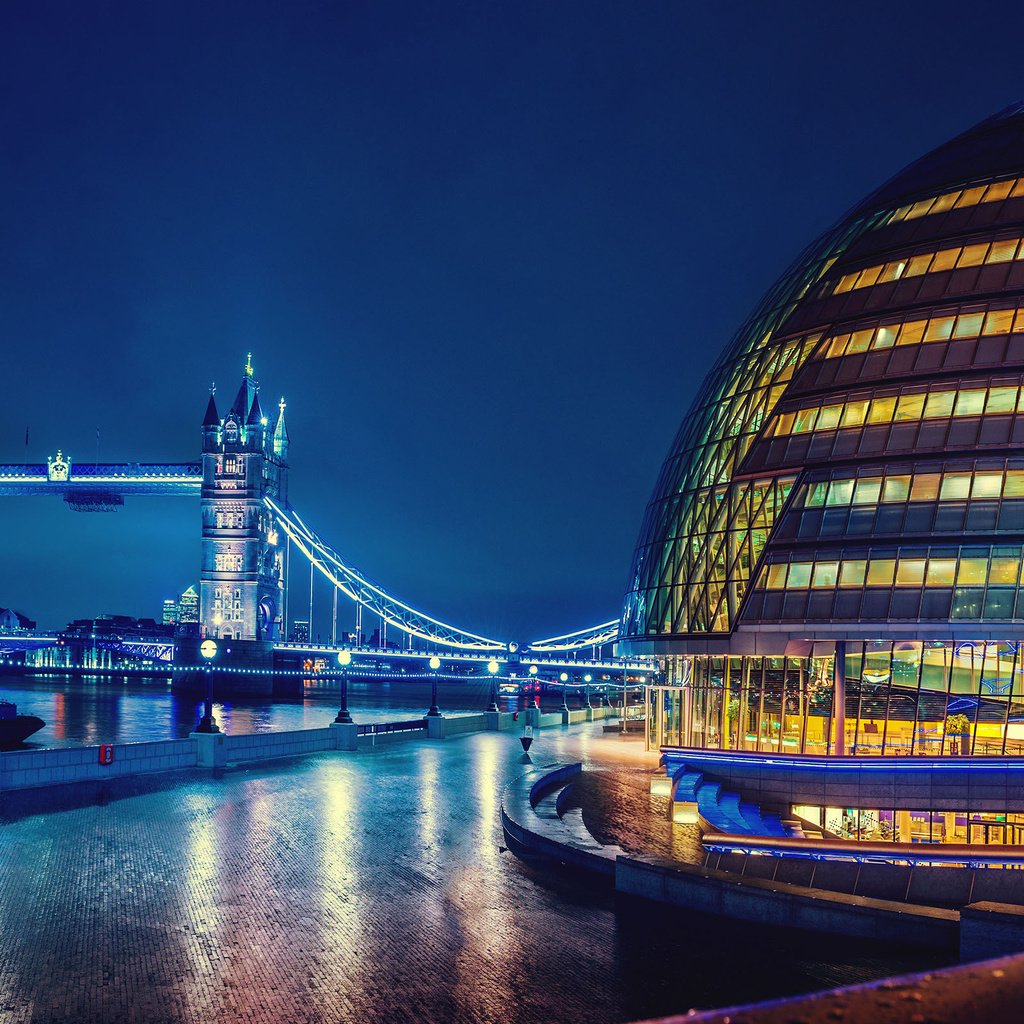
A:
[199,356,289,641]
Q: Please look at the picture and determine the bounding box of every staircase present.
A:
[653,761,806,838]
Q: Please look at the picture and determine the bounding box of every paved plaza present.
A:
[0,724,943,1024]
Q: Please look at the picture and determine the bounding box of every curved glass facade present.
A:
[623,104,1024,763]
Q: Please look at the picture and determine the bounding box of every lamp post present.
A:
[560,672,569,712]
[529,663,540,708]
[335,649,353,724]
[487,658,500,712]
[584,673,593,708]
[427,655,442,717]
[195,639,220,734]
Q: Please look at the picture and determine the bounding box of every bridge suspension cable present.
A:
[526,619,620,652]
[265,497,507,652]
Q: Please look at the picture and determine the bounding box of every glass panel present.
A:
[957,558,989,585]
[957,242,989,268]
[905,254,933,277]
[840,560,867,586]
[989,557,1020,586]
[816,404,842,430]
[896,559,926,585]
[827,479,855,505]
[987,239,1019,264]
[841,401,869,427]
[897,320,926,346]
[910,473,941,501]
[987,387,1018,413]
[812,562,839,588]
[874,325,897,349]
[766,564,787,589]
[926,559,957,585]
[930,248,960,273]
[924,391,955,418]
[972,472,1004,498]
[866,559,896,585]
[847,329,873,353]
[1004,471,1024,497]
[940,473,972,500]
[924,317,954,342]
[984,308,1015,334]
[867,397,896,424]
[787,563,812,588]
[954,390,987,416]
[852,479,881,505]
[953,312,985,338]
[984,180,1014,202]
[895,394,925,421]
[882,475,910,502]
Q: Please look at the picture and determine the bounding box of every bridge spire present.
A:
[202,390,220,428]
[273,397,289,459]
[245,352,254,378]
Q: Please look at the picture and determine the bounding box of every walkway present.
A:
[0,725,944,1023]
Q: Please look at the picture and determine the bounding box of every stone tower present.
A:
[199,356,289,641]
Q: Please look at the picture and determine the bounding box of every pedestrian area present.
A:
[0,724,941,1024]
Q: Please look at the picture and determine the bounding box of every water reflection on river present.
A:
[0,672,496,748]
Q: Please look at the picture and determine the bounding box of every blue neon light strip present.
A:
[664,746,1024,771]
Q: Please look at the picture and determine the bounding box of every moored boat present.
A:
[0,699,45,749]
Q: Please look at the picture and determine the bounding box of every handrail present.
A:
[703,832,1024,866]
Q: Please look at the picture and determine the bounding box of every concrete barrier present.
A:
[961,901,1024,961]
[0,738,197,790]
[616,854,957,949]
[500,762,621,879]
[0,707,604,793]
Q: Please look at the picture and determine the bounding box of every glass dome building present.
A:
[622,104,1024,762]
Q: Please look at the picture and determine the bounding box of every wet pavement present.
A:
[0,723,948,1024]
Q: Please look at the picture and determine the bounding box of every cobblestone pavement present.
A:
[0,724,948,1024]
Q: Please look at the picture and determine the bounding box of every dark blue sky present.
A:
[2,1,1022,640]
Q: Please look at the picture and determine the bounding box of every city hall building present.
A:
[620,105,1024,845]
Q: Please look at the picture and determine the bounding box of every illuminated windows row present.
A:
[762,552,1024,590]
[799,468,1024,508]
[884,177,1024,225]
[821,307,1024,359]
[770,382,1024,439]
[829,235,1024,296]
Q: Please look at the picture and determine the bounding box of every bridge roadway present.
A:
[1,634,657,677]
[0,463,201,501]
[0,723,939,1024]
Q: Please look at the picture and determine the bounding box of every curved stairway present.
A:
[655,760,807,838]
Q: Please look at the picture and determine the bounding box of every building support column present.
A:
[834,641,846,756]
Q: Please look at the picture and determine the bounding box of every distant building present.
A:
[177,585,199,625]
[161,599,177,626]
[292,619,310,643]
[0,608,35,632]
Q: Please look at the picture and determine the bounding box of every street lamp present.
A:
[487,658,500,712]
[335,649,353,724]
[560,672,569,712]
[195,639,220,734]
[427,655,442,717]
[584,672,593,708]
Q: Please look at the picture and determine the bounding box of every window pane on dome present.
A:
[954,390,987,416]
[867,559,896,585]
[883,475,910,502]
[957,558,988,585]
[926,559,957,586]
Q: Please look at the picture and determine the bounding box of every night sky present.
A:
[2,1,1023,642]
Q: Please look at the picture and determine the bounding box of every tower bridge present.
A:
[0,356,656,689]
